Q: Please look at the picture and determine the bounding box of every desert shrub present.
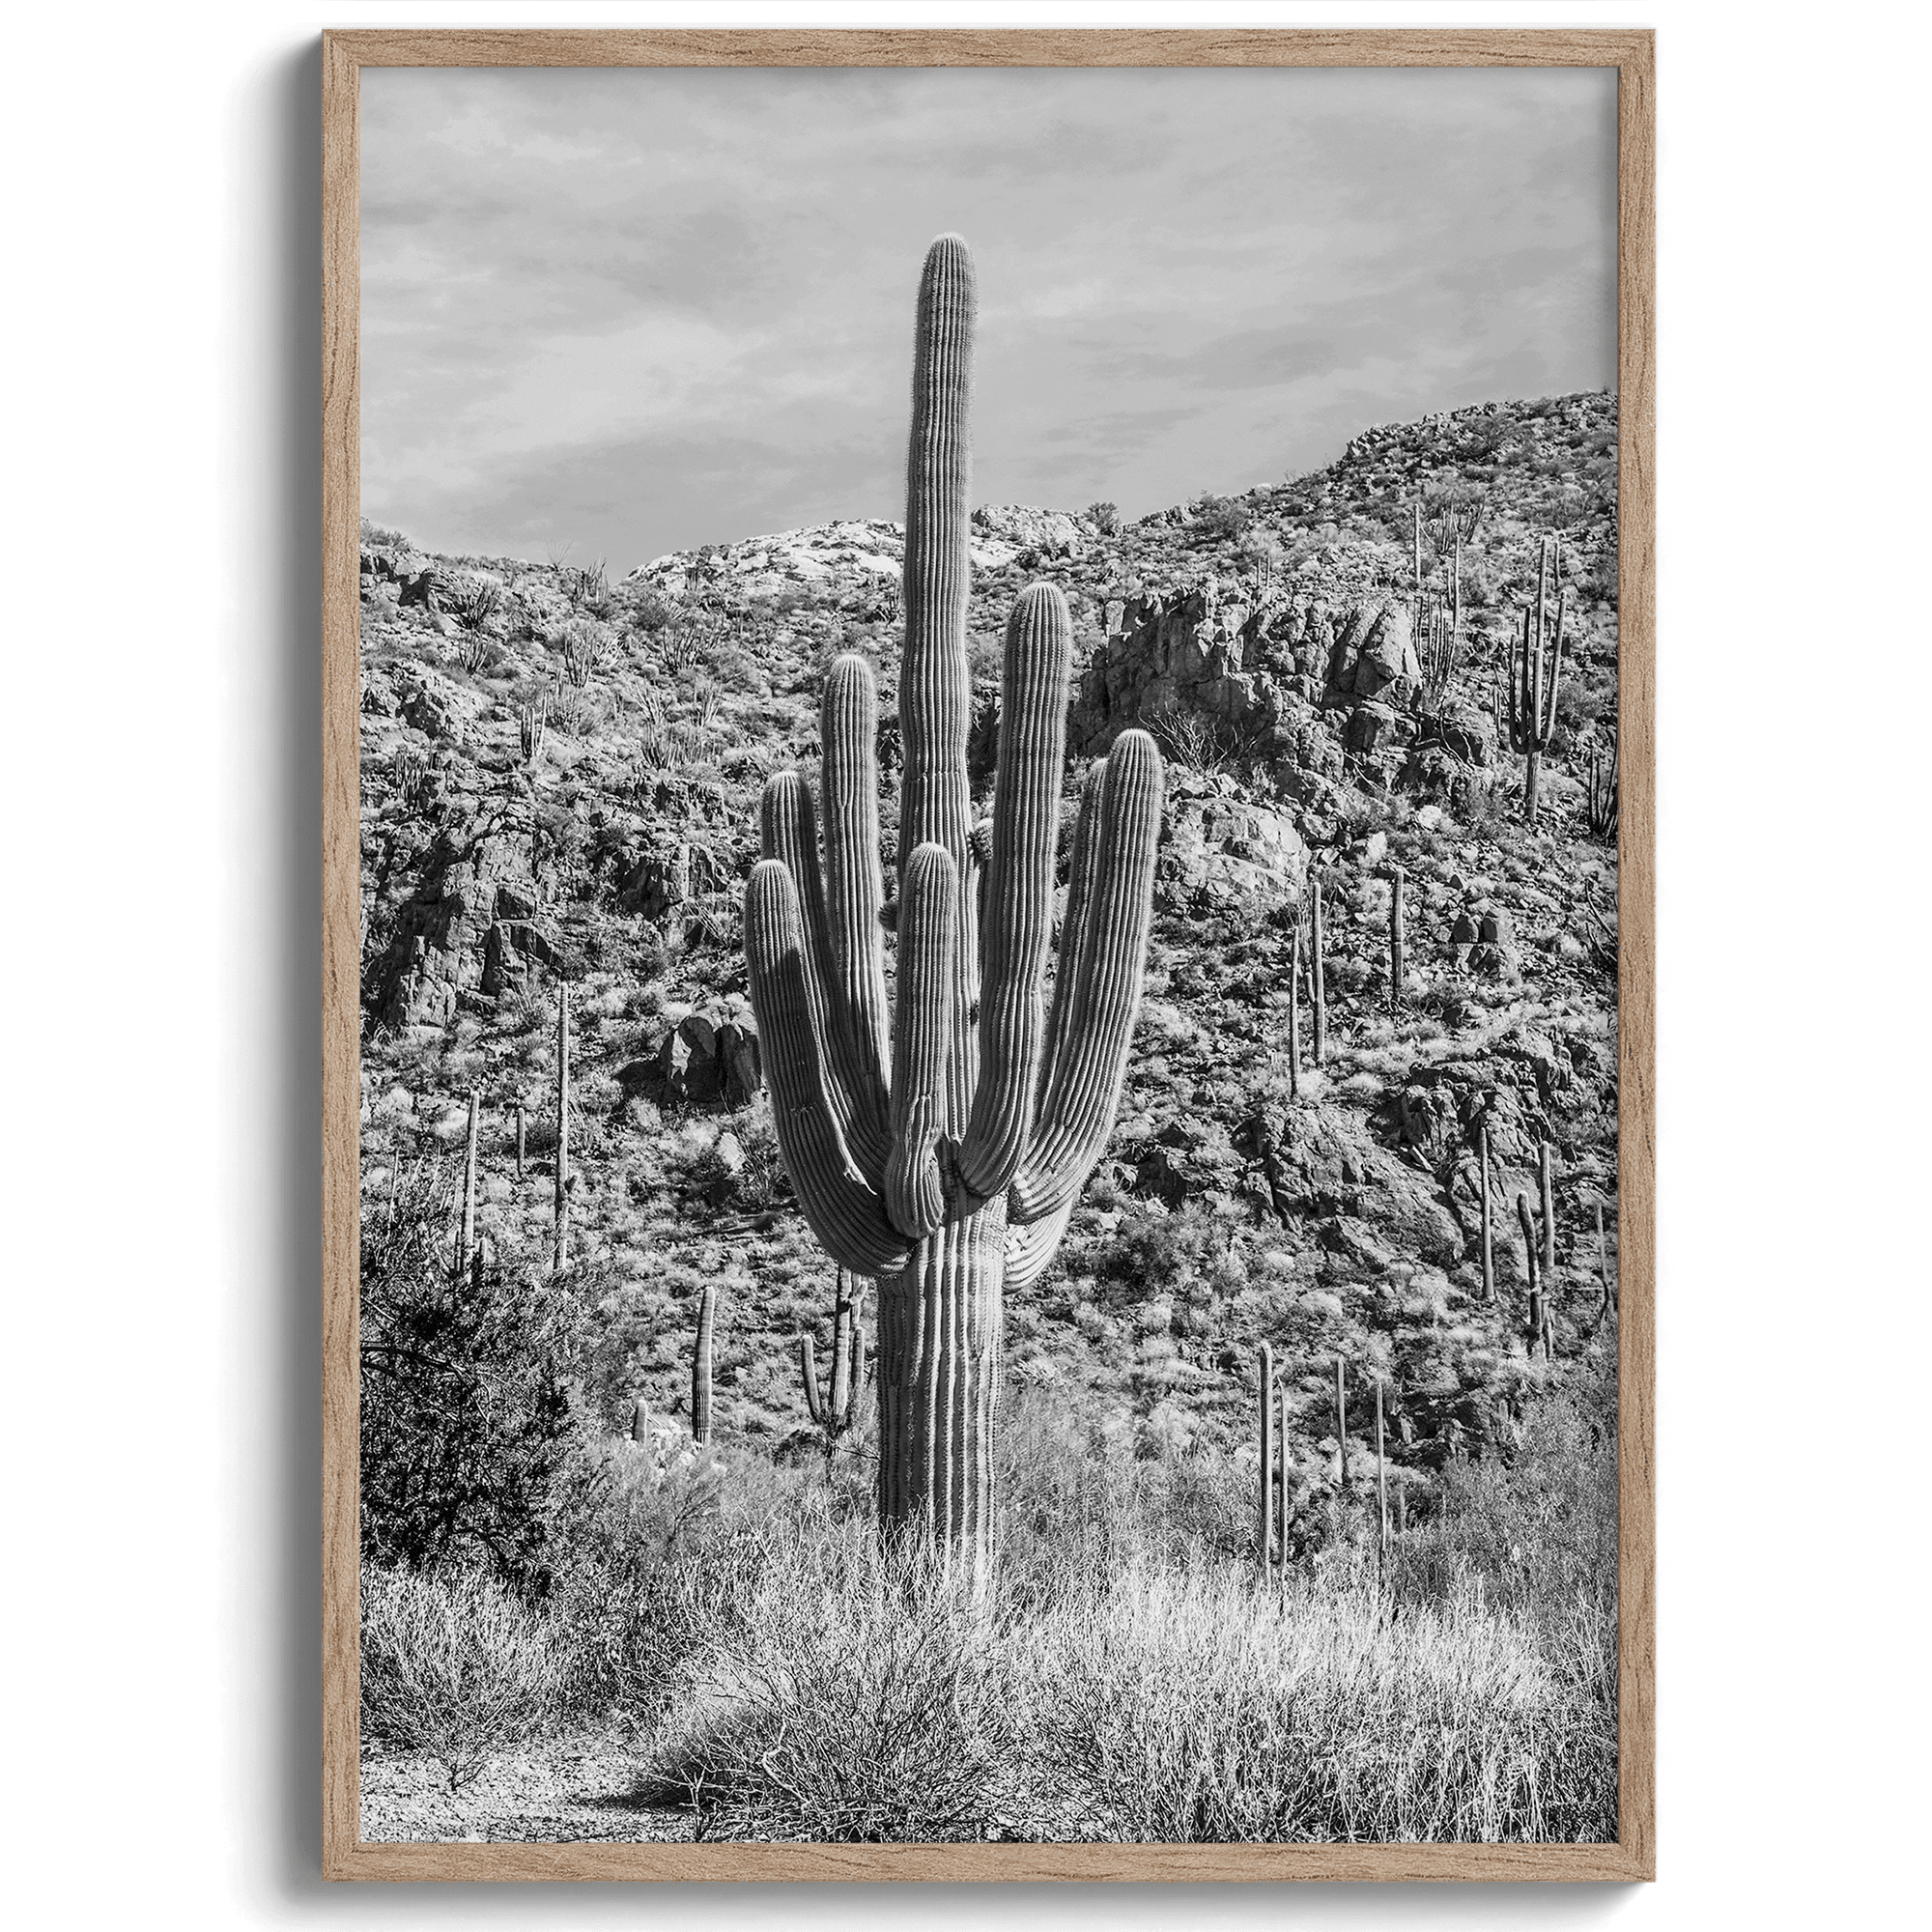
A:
[640,1535,1024,1840]
[1188,493,1253,545]
[1027,1564,1613,1841]
[360,1565,571,1791]
[358,1163,589,1595]
[1086,500,1121,534]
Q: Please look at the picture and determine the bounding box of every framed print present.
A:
[322,26,1654,1882]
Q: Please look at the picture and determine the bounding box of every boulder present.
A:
[654,1006,761,1109]
[1157,788,1309,913]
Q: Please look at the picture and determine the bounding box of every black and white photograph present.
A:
[352,57,1630,1849]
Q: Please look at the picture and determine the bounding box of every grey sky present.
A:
[361,64,1615,570]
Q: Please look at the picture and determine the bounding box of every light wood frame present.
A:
[322,25,1655,1885]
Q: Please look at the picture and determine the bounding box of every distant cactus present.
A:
[1388,866,1406,1014]
[743,237,1163,1597]
[1257,1341,1275,1569]
[1479,1120,1496,1304]
[799,1267,867,1441]
[692,1285,716,1446]
[455,1090,480,1284]
[1516,1193,1550,1359]
[513,1100,526,1179]
[1311,875,1327,1064]
[630,1395,651,1445]
[1506,535,1568,819]
[552,987,570,1272]
[1540,1142,1558,1275]
[1288,922,1303,1101]
[519,696,549,766]
[1586,729,1619,841]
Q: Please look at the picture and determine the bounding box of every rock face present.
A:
[1157,778,1309,913]
[619,1003,762,1111]
[366,833,559,1027]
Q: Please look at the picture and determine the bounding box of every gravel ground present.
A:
[359,1729,696,1844]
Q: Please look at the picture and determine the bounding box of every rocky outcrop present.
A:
[366,832,560,1027]
[1157,777,1309,914]
[617,1002,761,1111]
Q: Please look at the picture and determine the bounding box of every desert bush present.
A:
[1086,500,1122,534]
[1188,492,1253,545]
[1027,1563,1613,1841]
[360,1565,571,1791]
[640,1535,1025,1840]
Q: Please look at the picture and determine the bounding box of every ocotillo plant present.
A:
[692,1284,716,1447]
[1479,1121,1496,1303]
[1506,536,1568,820]
[455,1090,479,1284]
[1311,876,1327,1063]
[1586,729,1619,841]
[1256,1342,1275,1570]
[1540,1142,1558,1275]
[1388,867,1406,1014]
[552,987,570,1271]
[742,236,1164,1598]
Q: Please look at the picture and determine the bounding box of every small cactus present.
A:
[519,696,549,766]
[1479,1120,1496,1304]
[552,987,570,1272]
[455,1090,480,1284]
[630,1395,651,1445]
[1311,874,1327,1064]
[1586,729,1618,841]
[1388,867,1406,1015]
[1257,1341,1275,1569]
[1505,536,1568,820]
[692,1284,716,1446]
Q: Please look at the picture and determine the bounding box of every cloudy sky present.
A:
[361,64,1615,571]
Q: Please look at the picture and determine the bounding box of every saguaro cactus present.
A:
[1288,923,1303,1101]
[1479,1121,1496,1304]
[1257,1342,1275,1569]
[1540,1142,1558,1275]
[456,1090,480,1283]
[1388,866,1406,1014]
[630,1394,651,1445]
[1311,875,1327,1064]
[744,237,1164,1597]
[799,1267,867,1439]
[552,986,570,1271]
[692,1284,716,1446]
[1516,1193,1549,1359]
[1506,536,1568,819]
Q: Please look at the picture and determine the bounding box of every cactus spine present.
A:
[692,1284,716,1446]
[1257,1342,1275,1568]
[743,237,1163,1598]
[552,985,570,1271]
[1506,536,1568,820]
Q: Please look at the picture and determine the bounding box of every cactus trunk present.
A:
[1479,1122,1495,1303]
[1257,1341,1275,1569]
[692,1284,716,1445]
[1540,1142,1557,1275]
[1288,923,1302,1100]
[876,1211,1005,1594]
[1389,867,1406,1014]
[1311,876,1326,1063]
[456,1090,479,1282]
[552,986,570,1271]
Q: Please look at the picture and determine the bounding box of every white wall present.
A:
[2,2,1923,1923]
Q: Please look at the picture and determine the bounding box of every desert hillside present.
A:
[356,387,1620,1535]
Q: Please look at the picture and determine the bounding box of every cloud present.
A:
[360,65,1615,567]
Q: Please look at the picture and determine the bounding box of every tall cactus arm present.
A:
[885,842,958,1238]
[1034,760,1104,1118]
[1542,583,1568,745]
[1003,1196,1075,1293]
[1009,729,1164,1225]
[800,1331,825,1427]
[959,583,1073,1199]
[819,654,894,1122]
[900,237,978,1130]
[744,861,911,1274]
[759,769,891,1183]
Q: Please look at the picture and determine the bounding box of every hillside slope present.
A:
[356,388,1620,1534]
